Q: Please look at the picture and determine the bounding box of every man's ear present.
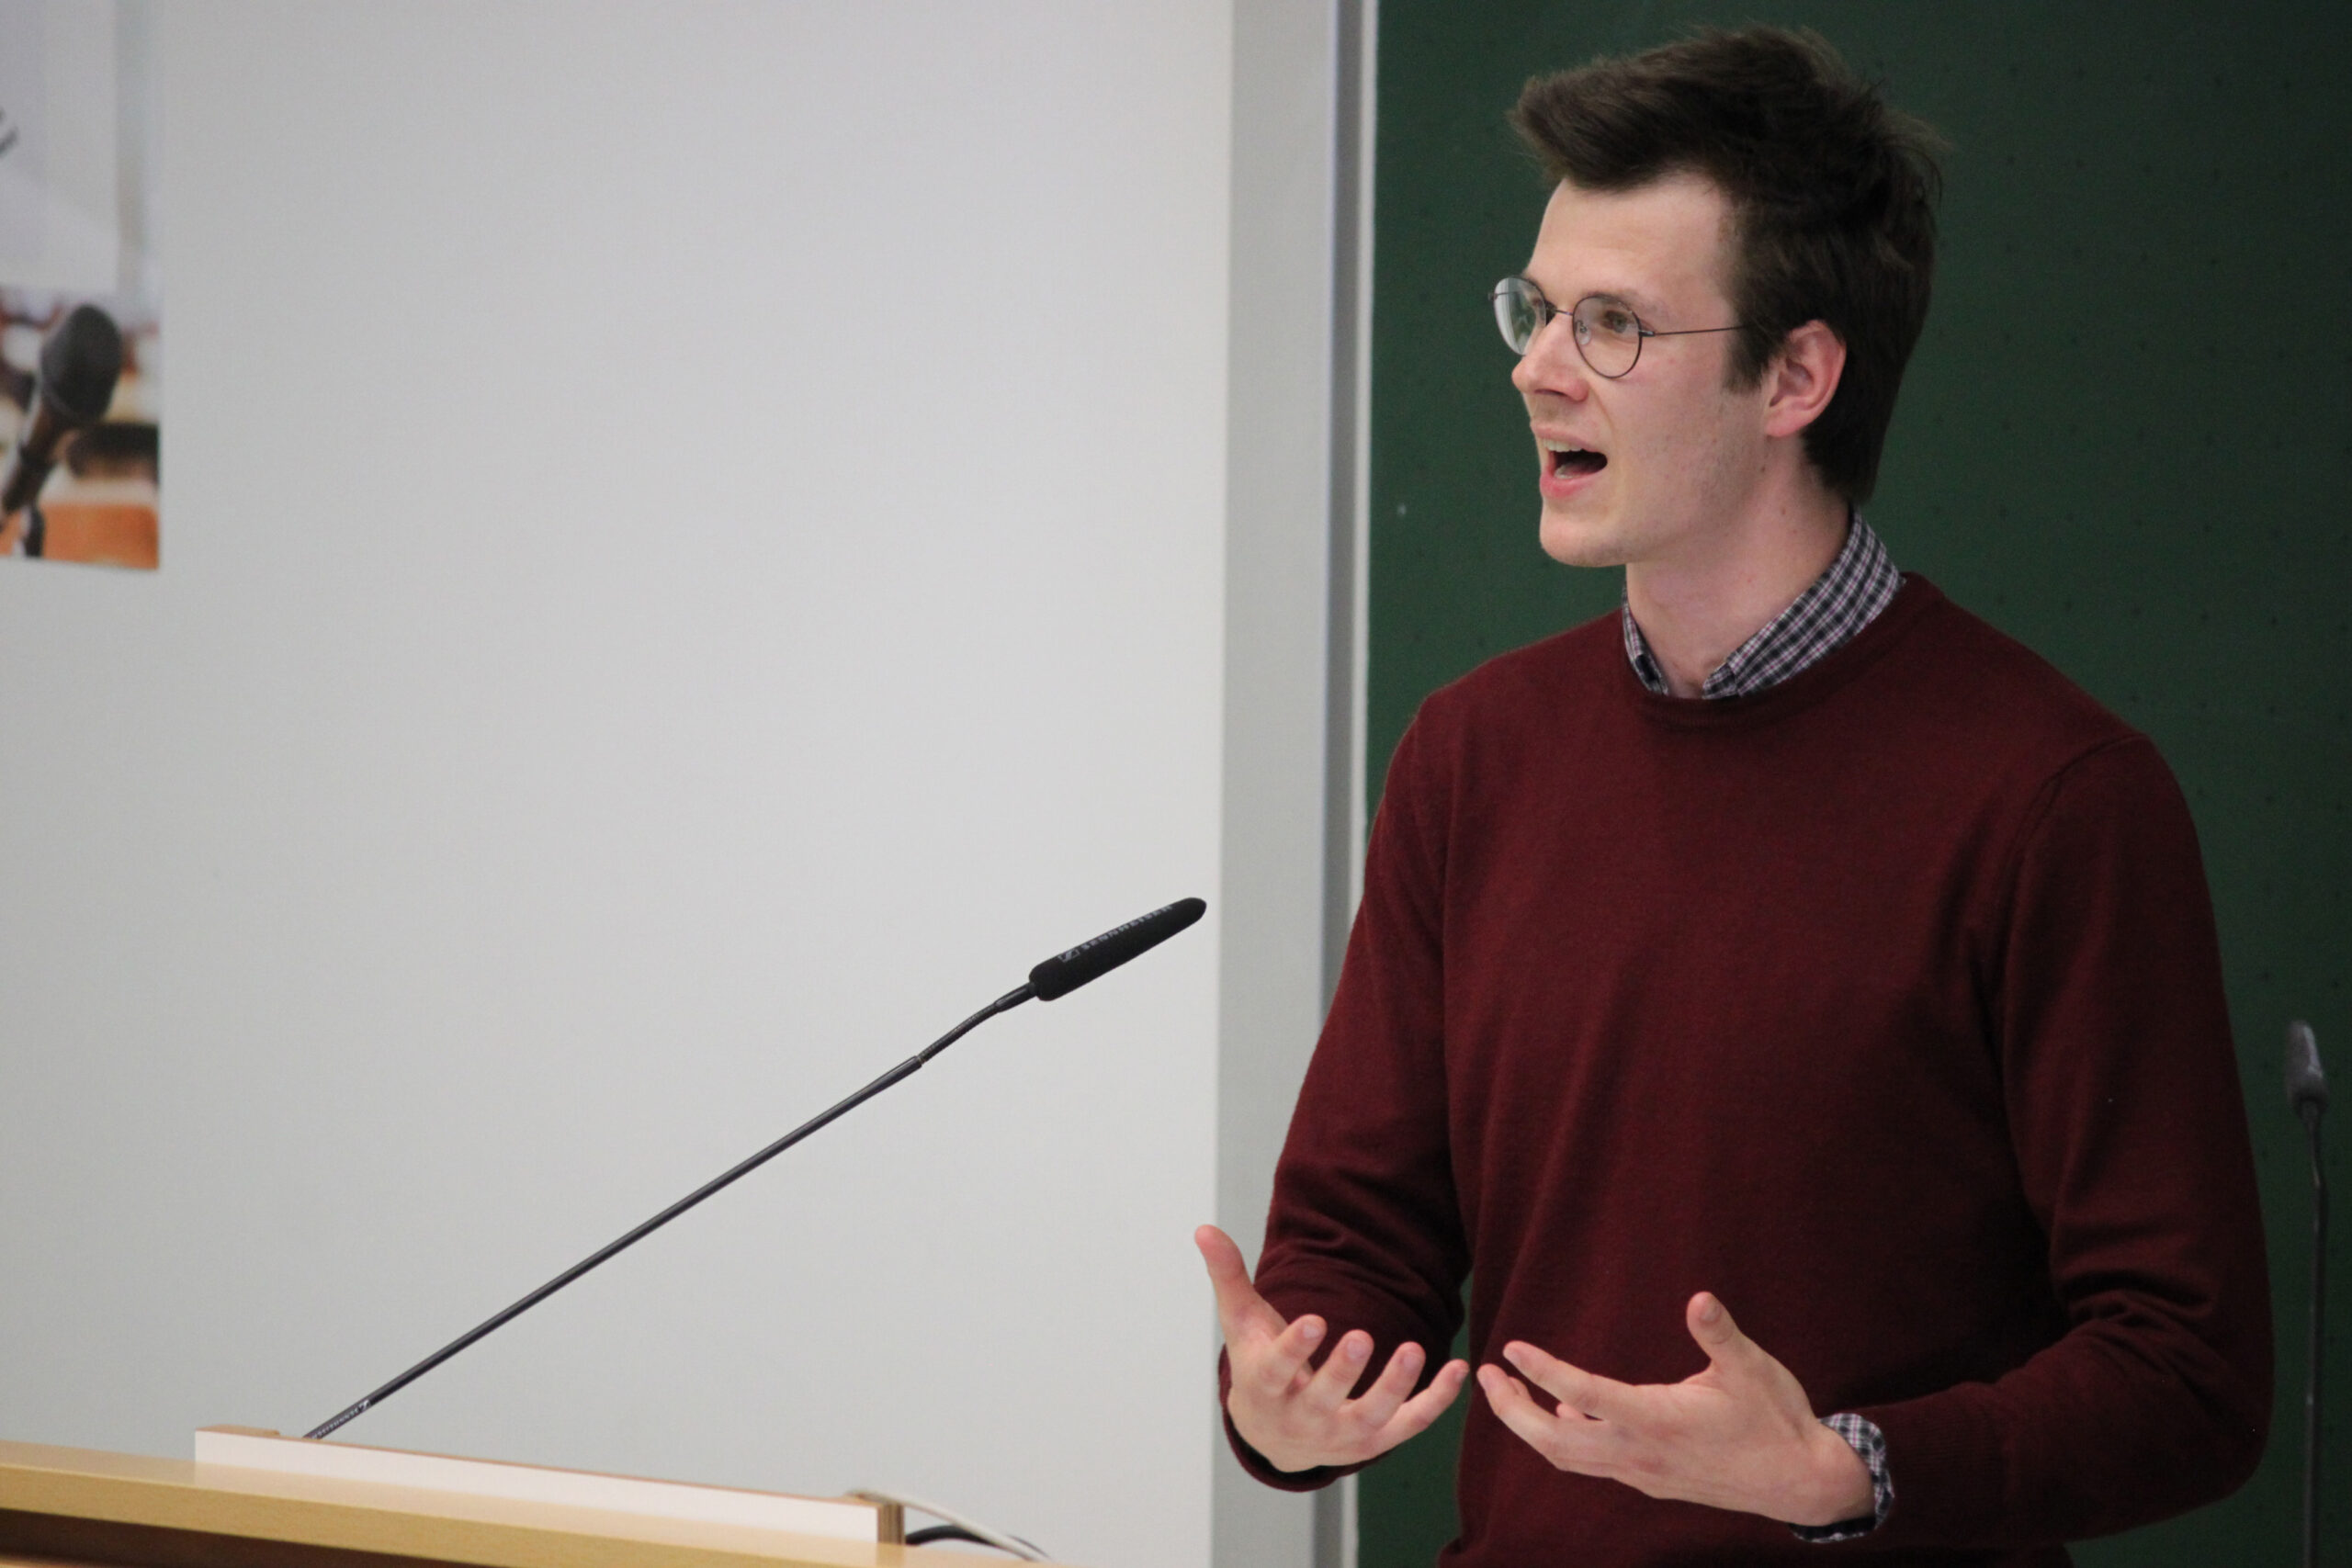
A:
[1760,321,1846,440]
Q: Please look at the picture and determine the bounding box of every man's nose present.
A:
[1510,314,1589,400]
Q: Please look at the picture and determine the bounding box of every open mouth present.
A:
[1544,442,1606,479]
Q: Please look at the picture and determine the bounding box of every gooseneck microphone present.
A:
[2,305,124,531]
[1028,897,1206,998]
[304,897,1205,1441]
[2286,1021,2328,1568]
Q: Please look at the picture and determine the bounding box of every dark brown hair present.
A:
[1512,28,1942,502]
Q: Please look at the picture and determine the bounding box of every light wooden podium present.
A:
[0,1428,1063,1567]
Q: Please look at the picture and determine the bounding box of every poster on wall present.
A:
[0,0,158,571]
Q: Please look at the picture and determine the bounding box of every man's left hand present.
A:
[1476,1292,1874,1529]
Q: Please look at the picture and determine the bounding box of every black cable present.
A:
[908,1523,1007,1550]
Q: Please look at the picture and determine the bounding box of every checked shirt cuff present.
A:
[1790,1414,1893,1542]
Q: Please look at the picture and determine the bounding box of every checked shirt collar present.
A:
[1623,513,1901,699]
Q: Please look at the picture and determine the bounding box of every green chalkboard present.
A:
[1362,4,2350,1563]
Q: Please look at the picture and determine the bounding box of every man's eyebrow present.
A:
[1583,286,1669,317]
[1518,276,1672,318]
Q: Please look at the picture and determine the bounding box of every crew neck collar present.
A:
[1617,574,1942,730]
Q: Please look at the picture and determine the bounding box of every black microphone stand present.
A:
[306,985,1032,1440]
[2287,1021,2329,1568]
[304,893,1204,1441]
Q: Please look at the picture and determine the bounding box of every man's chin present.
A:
[1538,509,1627,570]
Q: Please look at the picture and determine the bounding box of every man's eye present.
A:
[1597,309,1639,337]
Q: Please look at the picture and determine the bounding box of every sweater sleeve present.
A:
[1224,714,1471,1490]
[1860,735,2273,1546]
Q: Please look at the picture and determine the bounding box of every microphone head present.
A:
[1029,897,1206,1002]
[2286,1021,2328,1116]
[38,304,125,426]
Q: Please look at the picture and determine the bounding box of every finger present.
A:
[1298,1326,1377,1412]
[1476,1364,1560,1448]
[1478,1364,1616,1474]
[1342,1337,1430,1431]
[1252,1312,1327,1393]
[1373,1358,1470,1448]
[1227,1311,1325,1405]
[1194,1225,1286,1342]
[1501,1340,1624,1422]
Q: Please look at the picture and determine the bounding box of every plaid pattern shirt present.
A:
[1623,513,1900,699]
[1623,513,1902,1541]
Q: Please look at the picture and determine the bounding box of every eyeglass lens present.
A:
[1490,279,1645,378]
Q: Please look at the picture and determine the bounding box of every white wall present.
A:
[0,6,1304,1566]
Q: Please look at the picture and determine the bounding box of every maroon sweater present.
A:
[1237,580,2270,1564]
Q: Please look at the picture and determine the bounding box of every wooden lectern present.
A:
[0,1428,1063,1566]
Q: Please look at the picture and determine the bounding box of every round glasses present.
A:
[1489,277,1743,378]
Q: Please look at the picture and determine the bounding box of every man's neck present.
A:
[1624,485,1852,698]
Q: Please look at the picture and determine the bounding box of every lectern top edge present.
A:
[193,1426,887,1543]
[1,1437,1056,1567]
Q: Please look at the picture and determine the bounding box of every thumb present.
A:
[1196,1225,1281,1337]
[1204,1222,1261,1288]
[1686,1292,1753,1364]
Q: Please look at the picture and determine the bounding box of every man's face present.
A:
[1512,174,1773,570]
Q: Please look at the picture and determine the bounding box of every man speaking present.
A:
[1199,26,2270,1563]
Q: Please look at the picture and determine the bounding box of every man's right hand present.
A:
[1196,1224,1468,1474]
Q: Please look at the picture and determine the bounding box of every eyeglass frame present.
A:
[1490,276,1745,379]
